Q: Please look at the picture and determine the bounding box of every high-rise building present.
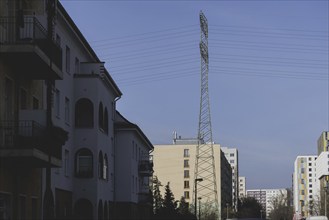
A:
[293,155,320,218]
[222,147,239,211]
[317,131,329,155]
[238,177,246,198]
[316,131,329,217]
[247,188,287,218]
[153,134,232,218]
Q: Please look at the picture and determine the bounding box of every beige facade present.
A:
[153,137,232,218]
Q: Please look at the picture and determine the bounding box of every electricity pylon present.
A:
[193,11,219,219]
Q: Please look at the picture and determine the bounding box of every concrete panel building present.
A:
[153,134,232,218]
[238,177,246,198]
[247,188,288,218]
[222,147,239,211]
[293,155,320,218]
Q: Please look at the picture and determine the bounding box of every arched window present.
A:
[103,154,108,180]
[98,102,104,130]
[75,98,94,128]
[98,151,103,179]
[75,149,93,178]
[104,107,108,134]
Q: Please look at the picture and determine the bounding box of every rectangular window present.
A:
[184,149,189,157]
[65,97,70,123]
[184,159,189,168]
[184,170,189,178]
[64,150,69,177]
[112,101,115,120]
[230,153,234,157]
[31,198,37,220]
[184,181,190,189]
[184,191,190,199]
[132,176,134,193]
[0,193,11,220]
[19,196,26,220]
[75,57,80,74]
[55,89,60,117]
[32,97,39,110]
[20,88,27,110]
[66,46,70,73]
[56,34,61,46]
[132,141,135,159]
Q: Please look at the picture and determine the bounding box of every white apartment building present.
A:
[0,1,154,219]
[247,188,288,218]
[114,111,154,220]
[238,177,246,198]
[153,134,232,219]
[222,147,239,211]
[293,155,320,218]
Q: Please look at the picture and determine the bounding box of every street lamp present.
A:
[195,178,203,219]
[198,197,202,220]
[325,178,328,217]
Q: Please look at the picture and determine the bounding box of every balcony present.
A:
[0,120,67,167]
[0,16,63,80]
[138,185,152,204]
[138,157,154,177]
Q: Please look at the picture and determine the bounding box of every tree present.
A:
[268,189,293,220]
[152,176,164,215]
[177,197,196,220]
[161,182,178,214]
[238,197,264,218]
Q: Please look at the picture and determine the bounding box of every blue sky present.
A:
[60,0,328,189]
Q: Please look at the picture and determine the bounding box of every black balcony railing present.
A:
[0,120,63,159]
[138,159,154,176]
[0,16,62,70]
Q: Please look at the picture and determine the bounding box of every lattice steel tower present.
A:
[193,11,219,219]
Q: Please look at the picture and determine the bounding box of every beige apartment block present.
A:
[153,135,232,218]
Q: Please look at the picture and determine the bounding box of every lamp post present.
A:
[195,178,203,219]
[198,197,202,220]
[325,178,328,217]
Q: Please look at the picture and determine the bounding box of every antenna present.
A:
[193,11,219,219]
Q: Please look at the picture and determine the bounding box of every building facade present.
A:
[316,131,329,217]
[293,155,320,218]
[238,176,246,198]
[222,147,239,211]
[0,1,153,219]
[153,134,232,218]
[247,188,288,218]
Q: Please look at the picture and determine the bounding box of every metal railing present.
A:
[0,16,62,70]
[0,120,45,149]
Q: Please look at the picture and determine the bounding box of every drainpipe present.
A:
[112,95,121,219]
